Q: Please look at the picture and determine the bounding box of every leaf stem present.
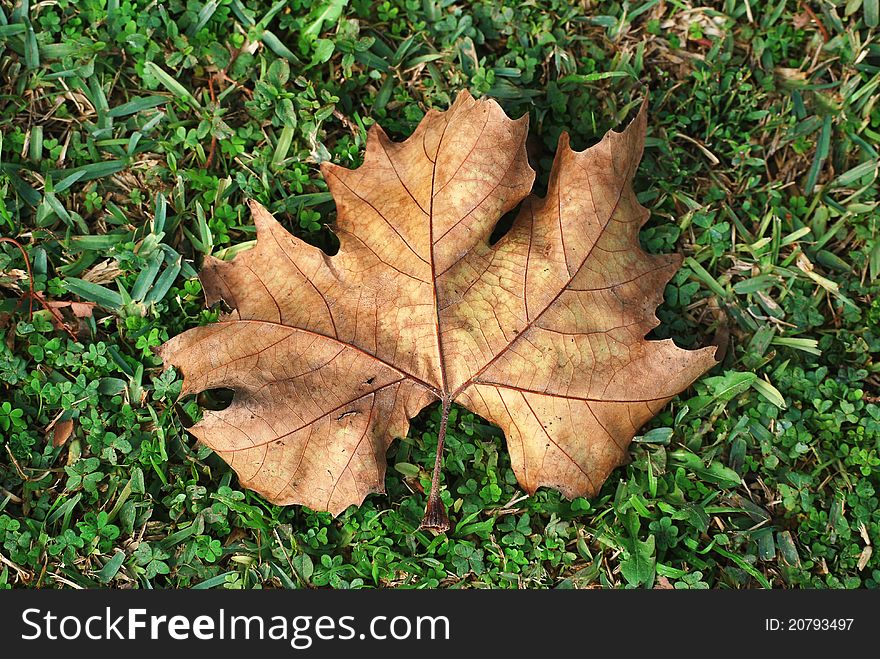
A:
[420,395,451,532]
[0,237,76,339]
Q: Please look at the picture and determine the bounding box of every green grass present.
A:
[1,0,879,589]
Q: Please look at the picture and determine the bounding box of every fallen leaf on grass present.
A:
[53,419,75,447]
[160,91,717,528]
[46,416,74,447]
[42,297,95,337]
[44,300,96,318]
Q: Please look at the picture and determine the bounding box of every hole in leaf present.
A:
[207,297,234,316]
[320,227,341,256]
[197,387,235,411]
[276,200,341,256]
[309,200,341,256]
[489,199,526,246]
[383,401,512,511]
[174,402,196,428]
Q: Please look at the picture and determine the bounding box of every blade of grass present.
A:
[131,250,165,302]
[193,572,237,589]
[190,0,220,35]
[153,193,167,234]
[96,551,126,584]
[866,0,879,27]
[50,160,126,182]
[0,25,26,37]
[260,30,303,64]
[144,62,201,109]
[751,378,786,409]
[272,125,295,168]
[54,169,86,193]
[714,547,772,588]
[108,95,168,117]
[23,21,38,69]
[684,256,729,299]
[143,256,182,305]
[64,277,123,310]
[805,115,832,193]
[770,337,821,355]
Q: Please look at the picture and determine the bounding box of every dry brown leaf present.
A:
[46,411,74,447]
[40,297,95,337]
[653,575,674,589]
[52,419,75,447]
[160,91,717,529]
[83,259,123,285]
[44,299,96,317]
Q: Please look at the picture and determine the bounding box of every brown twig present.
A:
[801,2,830,42]
[0,237,77,339]
[0,486,23,504]
[333,109,361,139]
[0,237,35,320]
[213,69,253,99]
[0,552,31,584]
[203,42,255,168]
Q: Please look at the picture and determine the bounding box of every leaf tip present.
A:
[247,198,284,237]
[454,88,475,106]
[359,122,390,155]
[246,198,265,214]
[557,131,571,151]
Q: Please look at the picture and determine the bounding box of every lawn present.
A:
[0,0,878,589]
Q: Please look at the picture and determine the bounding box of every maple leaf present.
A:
[159,91,717,530]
